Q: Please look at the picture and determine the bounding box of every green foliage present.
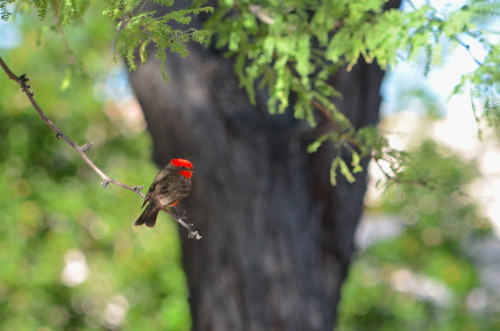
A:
[4,0,496,185]
[2,0,88,23]
[103,1,213,80]
[2,0,213,80]
[338,139,497,330]
[454,39,500,135]
[203,0,499,182]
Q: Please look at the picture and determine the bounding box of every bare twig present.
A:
[455,36,483,66]
[160,206,202,239]
[0,56,201,239]
[0,56,145,197]
[372,153,430,188]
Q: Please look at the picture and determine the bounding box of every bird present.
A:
[135,158,195,228]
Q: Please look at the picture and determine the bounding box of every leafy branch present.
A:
[0,0,14,20]
[104,1,213,80]
[3,0,497,188]
[0,56,201,239]
[1,0,214,81]
[200,0,499,184]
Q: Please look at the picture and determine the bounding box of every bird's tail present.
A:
[135,204,159,228]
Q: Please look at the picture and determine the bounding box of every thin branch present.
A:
[0,56,143,196]
[0,56,202,239]
[311,99,341,131]
[454,36,483,66]
[310,99,361,148]
[160,207,202,240]
[469,89,484,141]
[372,153,430,188]
[405,0,417,10]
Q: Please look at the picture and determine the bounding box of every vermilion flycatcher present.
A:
[135,158,195,228]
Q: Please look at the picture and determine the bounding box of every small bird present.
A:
[135,158,195,228]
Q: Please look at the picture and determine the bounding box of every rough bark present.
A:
[128,2,399,329]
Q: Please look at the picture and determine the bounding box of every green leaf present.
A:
[139,39,150,64]
[339,159,356,183]
[330,158,340,186]
[60,68,71,91]
[295,34,311,85]
[307,134,332,154]
[351,151,363,173]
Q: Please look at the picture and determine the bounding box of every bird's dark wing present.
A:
[157,175,192,207]
[141,168,169,208]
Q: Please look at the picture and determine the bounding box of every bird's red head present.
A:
[170,158,195,179]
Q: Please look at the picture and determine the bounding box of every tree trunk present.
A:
[128,2,398,329]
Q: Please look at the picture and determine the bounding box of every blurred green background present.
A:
[0,4,190,330]
[1,2,499,330]
[338,138,499,330]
